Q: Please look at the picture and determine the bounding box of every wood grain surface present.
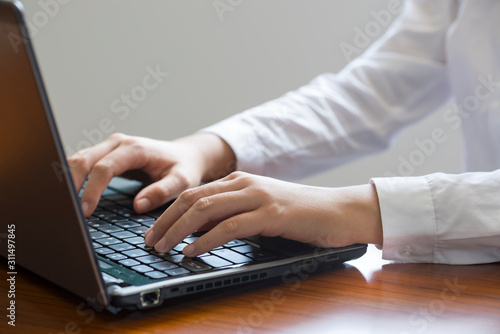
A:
[1,245,499,334]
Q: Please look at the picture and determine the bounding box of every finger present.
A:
[67,134,123,191]
[153,190,258,253]
[146,178,242,241]
[183,211,263,257]
[133,170,189,214]
[81,144,146,216]
[145,180,249,249]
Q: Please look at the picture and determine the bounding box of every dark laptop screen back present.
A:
[0,0,108,306]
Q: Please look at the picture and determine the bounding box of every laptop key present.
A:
[154,250,179,257]
[122,249,149,258]
[96,237,121,246]
[109,243,135,252]
[106,253,127,261]
[211,249,252,264]
[106,217,132,224]
[90,221,111,228]
[90,232,109,240]
[128,226,149,235]
[197,252,211,257]
[111,231,136,239]
[231,244,259,254]
[93,211,117,220]
[86,218,102,225]
[223,239,246,248]
[135,243,151,250]
[164,254,186,263]
[141,221,155,228]
[198,255,232,268]
[145,271,168,279]
[165,267,190,276]
[124,236,145,245]
[101,272,124,284]
[92,242,102,249]
[119,259,140,267]
[180,260,212,272]
[147,209,164,219]
[136,255,164,264]
[151,261,178,271]
[131,264,154,273]
[129,214,155,223]
[95,247,114,255]
[110,206,134,216]
[183,236,199,243]
[115,199,134,207]
[98,225,124,234]
[97,200,115,207]
[115,221,141,228]
[244,250,277,262]
[98,260,113,270]
[173,242,188,252]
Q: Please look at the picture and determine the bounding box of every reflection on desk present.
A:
[1,245,499,334]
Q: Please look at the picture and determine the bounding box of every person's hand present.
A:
[144,171,383,257]
[68,132,236,217]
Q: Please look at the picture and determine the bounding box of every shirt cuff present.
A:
[370,176,436,262]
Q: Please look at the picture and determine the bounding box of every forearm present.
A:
[173,134,385,249]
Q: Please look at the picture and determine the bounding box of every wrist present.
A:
[176,132,236,183]
[330,184,383,246]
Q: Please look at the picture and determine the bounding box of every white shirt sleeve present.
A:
[200,1,500,264]
[371,170,500,264]
[202,0,455,180]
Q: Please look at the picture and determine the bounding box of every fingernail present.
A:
[81,202,89,217]
[183,244,195,257]
[144,229,156,246]
[136,198,151,212]
[155,238,169,253]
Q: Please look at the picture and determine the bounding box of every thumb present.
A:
[133,173,191,213]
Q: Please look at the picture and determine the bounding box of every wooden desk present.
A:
[2,245,499,334]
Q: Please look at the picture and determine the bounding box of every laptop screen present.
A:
[0,1,108,306]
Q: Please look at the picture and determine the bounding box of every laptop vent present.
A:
[169,272,268,295]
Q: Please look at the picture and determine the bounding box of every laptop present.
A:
[0,0,367,313]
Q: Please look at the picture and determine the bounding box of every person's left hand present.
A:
[144,171,383,257]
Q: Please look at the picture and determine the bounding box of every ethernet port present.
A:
[140,289,161,307]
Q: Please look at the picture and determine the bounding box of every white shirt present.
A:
[202,0,500,264]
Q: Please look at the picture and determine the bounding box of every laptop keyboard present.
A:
[88,190,278,280]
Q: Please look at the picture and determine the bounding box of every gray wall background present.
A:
[22,0,462,187]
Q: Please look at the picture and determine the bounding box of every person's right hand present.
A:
[68,132,236,217]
